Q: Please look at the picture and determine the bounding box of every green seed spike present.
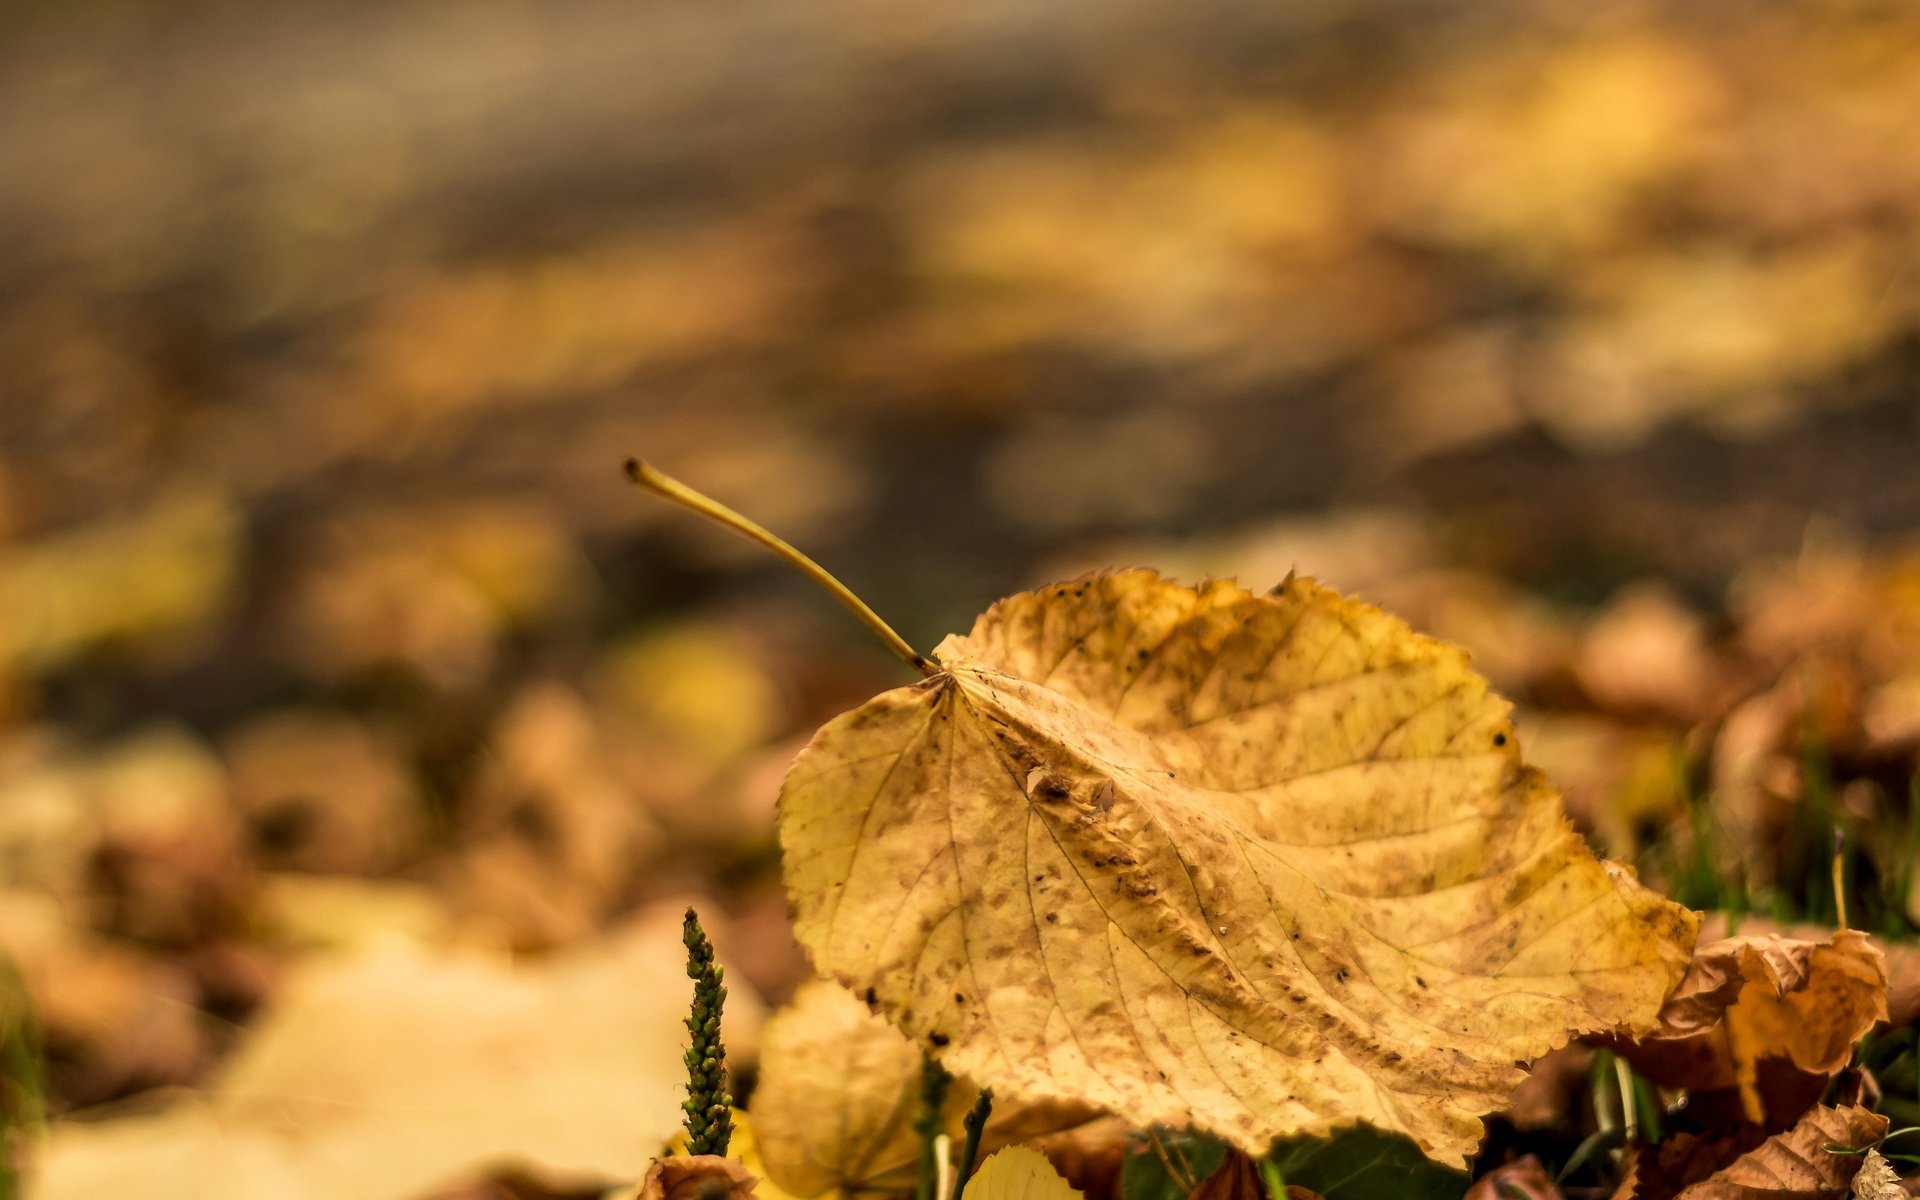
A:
[681,907,734,1156]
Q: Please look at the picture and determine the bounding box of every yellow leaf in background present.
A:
[750,979,925,1198]
[751,980,1097,1199]
[29,905,765,1200]
[781,570,1697,1166]
[964,1148,1083,1200]
[0,491,238,674]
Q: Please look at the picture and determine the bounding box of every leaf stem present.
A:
[625,459,934,677]
[950,1089,993,1200]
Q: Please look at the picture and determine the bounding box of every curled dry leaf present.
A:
[781,570,1697,1166]
[1662,1104,1887,1200]
[750,979,1097,1198]
[1617,930,1888,1122]
[1850,1151,1902,1200]
[659,1111,816,1200]
[639,1156,760,1200]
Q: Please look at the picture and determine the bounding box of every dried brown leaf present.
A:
[1618,930,1888,1122]
[638,1156,760,1200]
[781,571,1697,1165]
[1667,1104,1887,1200]
[1851,1151,1903,1200]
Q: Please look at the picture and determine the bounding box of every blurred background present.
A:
[4,0,1920,1195]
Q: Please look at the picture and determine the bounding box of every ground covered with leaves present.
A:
[6,0,1920,1196]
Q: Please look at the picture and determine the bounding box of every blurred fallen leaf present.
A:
[597,621,786,770]
[749,979,924,1199]
[29,903,766,1200]
[25,1099,309,1200]
[0,889,206,1108]
[1615,930,1888,1123]
[1574,582,1721,724]
[1368,570,1576,699]
[0,725,246,945]
[0,491,239,675]
[1519,716,1685,860]
[275,505,586,691]
[1708,665,1861,890]
[750,979,1097,1199]
[222,709,423,875]
[783,570,1696,1164]
[446,682,664,948]
[253,872,458,952]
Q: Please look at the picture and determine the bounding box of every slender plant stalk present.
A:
[915,1054,953,1200]
[681,907,734,1156]
[1260,1159,1288,1200]
[1832,828,1850,930]
[950,1088,993,1200]
[0,955,43,1200]
[1614,1056,1638,1144]
[1147,1130,1194,1193]
[625,459,933,677]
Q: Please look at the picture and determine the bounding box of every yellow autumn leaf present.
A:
[751,979,1098,1198]
[963,1148,1083,1200]
[750,980,926,1198]
[779,569,1697,1166]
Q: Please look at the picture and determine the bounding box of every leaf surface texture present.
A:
[781,571,1698,1164]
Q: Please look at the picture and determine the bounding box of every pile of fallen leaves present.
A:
[9,448,1920,1200]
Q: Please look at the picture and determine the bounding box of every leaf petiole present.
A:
[625,459,934,677]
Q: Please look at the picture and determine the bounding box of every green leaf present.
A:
[1265,1127,1468,1200]
[1122,1134,1228,1200]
